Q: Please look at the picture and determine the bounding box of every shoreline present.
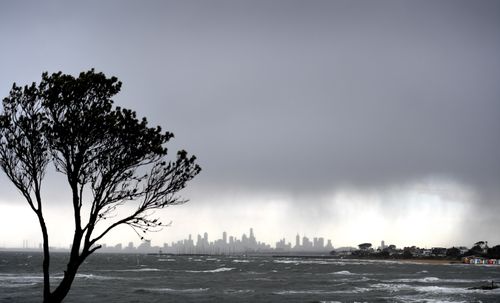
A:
[392,258,458,265]
[272,254,461,265]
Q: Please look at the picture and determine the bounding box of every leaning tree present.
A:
[0,70,201,302]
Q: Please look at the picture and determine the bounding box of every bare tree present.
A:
[0,70,201,303]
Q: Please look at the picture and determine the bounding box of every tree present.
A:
[486,245,500,259]
[474,241,487,249]
[358,243,372,250]
[0,70,201,303]
[445,247,461,258]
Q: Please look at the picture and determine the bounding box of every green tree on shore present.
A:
[0,70,201,303]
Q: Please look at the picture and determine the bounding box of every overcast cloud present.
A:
[1,0,499,247]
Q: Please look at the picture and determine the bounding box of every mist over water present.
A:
[1,252,499,302]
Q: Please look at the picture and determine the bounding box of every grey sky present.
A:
[1,0,499,248]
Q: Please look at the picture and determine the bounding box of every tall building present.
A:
[249,228,256,246]
[326,239,333,250]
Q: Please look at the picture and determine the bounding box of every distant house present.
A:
[458,246,469,255]
[421,249,432,257]
[431,247,447,257]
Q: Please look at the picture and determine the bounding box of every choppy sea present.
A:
[1,252,499,302]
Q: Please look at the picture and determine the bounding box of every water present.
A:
[1,252,499,302]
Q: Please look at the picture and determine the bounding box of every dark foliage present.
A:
[0,70,201,302]
[486,245,500,259]
[358,243,372,250]
[445,247,461,258]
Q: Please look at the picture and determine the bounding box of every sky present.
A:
[0,0,499,249]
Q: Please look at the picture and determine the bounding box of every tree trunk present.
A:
[37,214,51,302]
[47,259,81,303]
[47,229,85,303]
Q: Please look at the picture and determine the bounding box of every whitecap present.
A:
[0,274,43,282]
[372,283,500,295]
[415,285,500,295]
[0,274,47,288]
[390,295,468,303]
[75,273,120,280]
[138,287,209,293]
[232,259,250,263]
[273,259,338,265]
[158,258,176,262]
[186,267,235,273]
[273,259,299,264]
[0,281,37,288]
[371,283,413,292]
[385,277,478,283]
[223,289,255,294]
[330,270,357,275]
[274,287,370,295]
[123,268,161,272]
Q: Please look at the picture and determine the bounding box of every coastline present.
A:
[272,254,461,265]
[393,258,458,265]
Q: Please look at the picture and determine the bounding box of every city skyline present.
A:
[2,228,335,253]
[4,227,488,255]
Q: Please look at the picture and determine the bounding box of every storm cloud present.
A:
[1,0,499,247]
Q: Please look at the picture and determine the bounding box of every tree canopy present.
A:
[0,69,201,302]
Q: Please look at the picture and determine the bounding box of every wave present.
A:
[0,274,46,288]
[117,268,161,272]
[158,258,176,262]
[0,274,43,281]
[252,277,286,282]
[372,283,500,295]
[245,271,265,275]
[232,259,251,263]
[75,273,122,280]
[223,289,255,294]
[415,285,500,295]
[273,259,339,265]
[391,295,470,303]
[371,283,413,292]
[273,259,299,264]
[329,270,357,275]
[274,287,370,295]
[0,281,38,288]
[385,277,477,283]
[186,267,235,273]
[136,287,209,293]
